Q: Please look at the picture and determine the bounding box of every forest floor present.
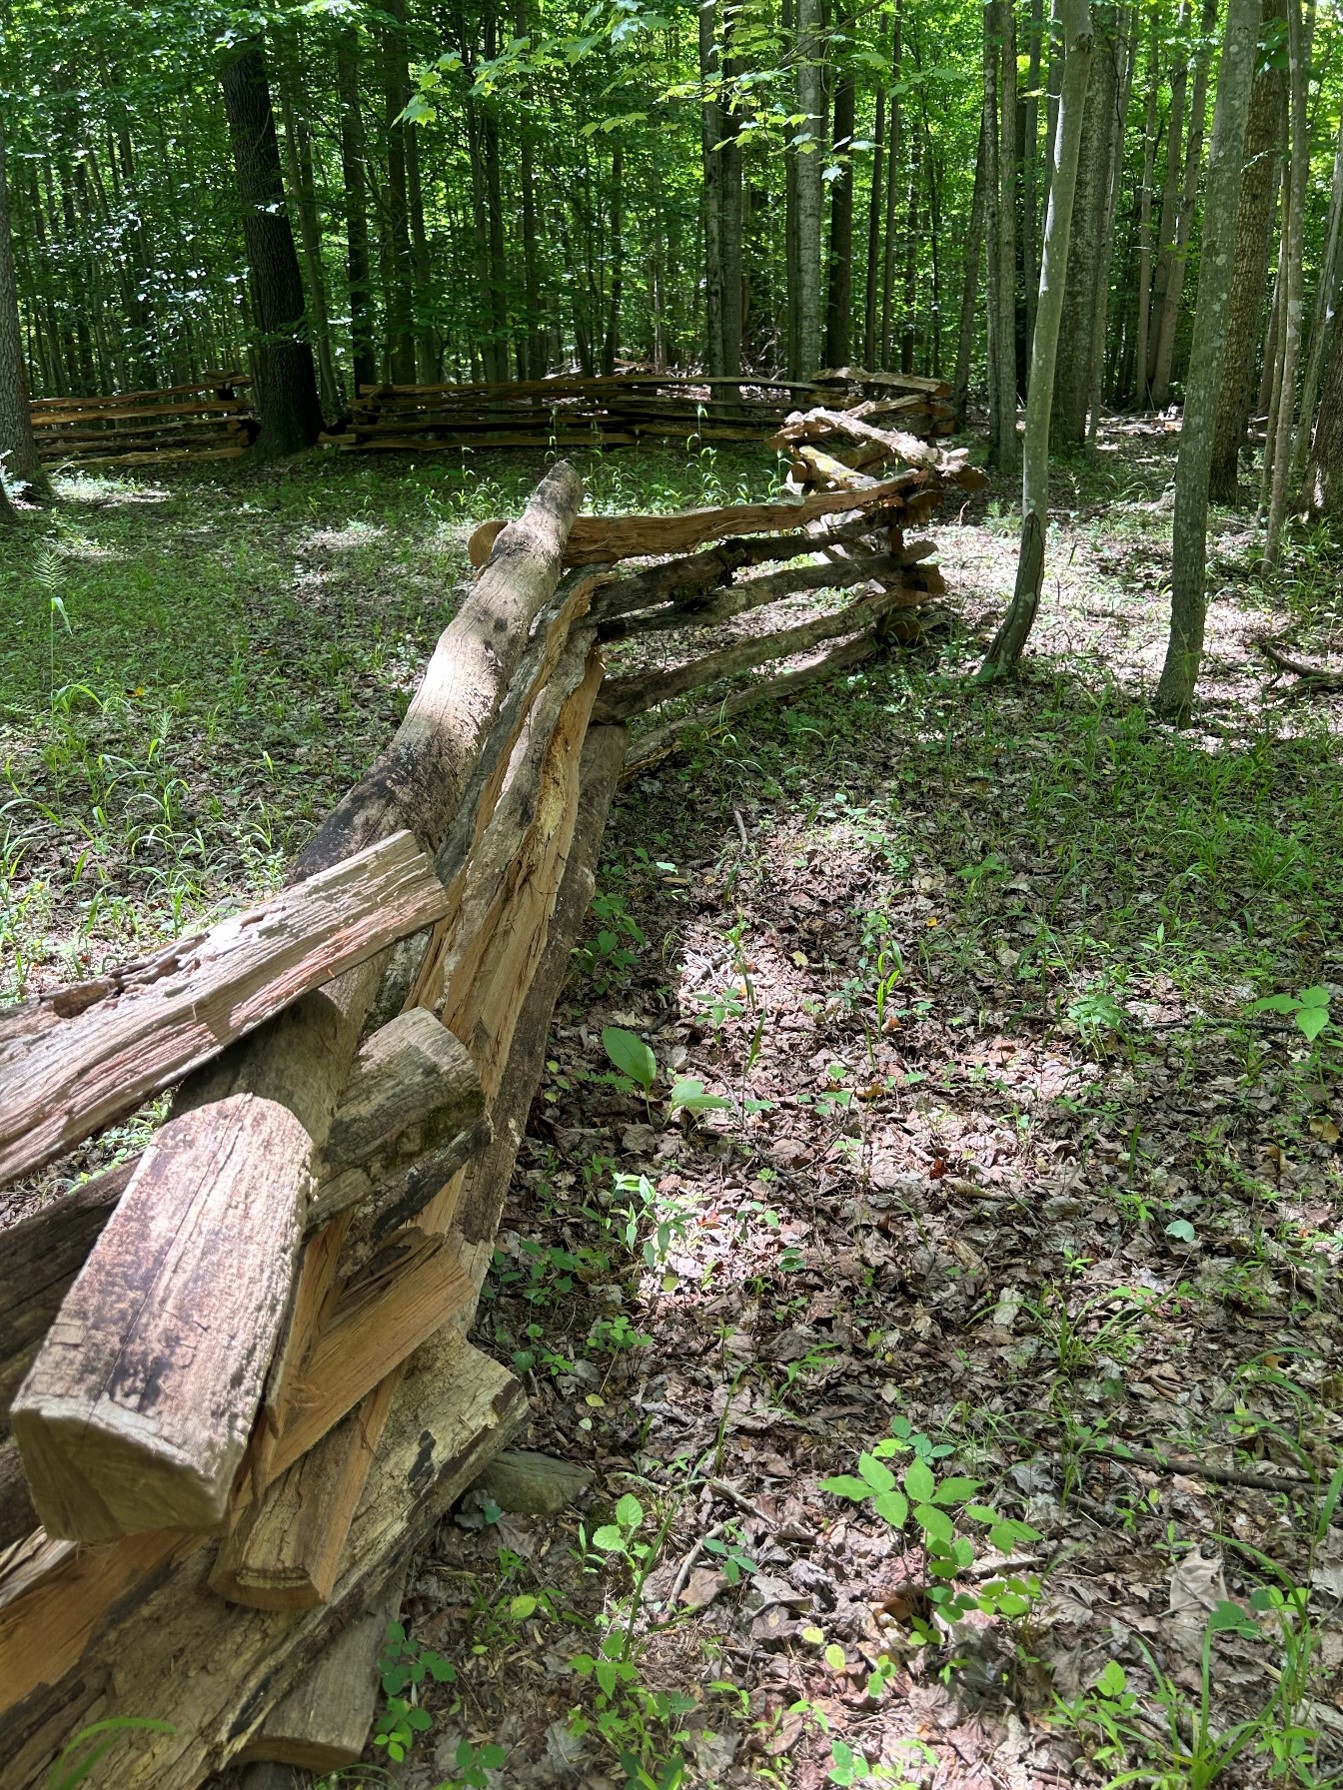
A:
[2,424,1342,1790]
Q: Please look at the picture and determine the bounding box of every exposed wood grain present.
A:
[11,1095,310,1541]
[0,1329,526,1787]
[0,830,451,1187]
[467,469,926,569]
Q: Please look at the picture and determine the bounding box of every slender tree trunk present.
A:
[825,14,856,368]
[953,112,990,418]
[0,108,52,504]
[1263,0,1308,564]
[336,30,377,392]
[1147,0,1192,393]
[1133,15,1158,406]
[382,0,417,384]
[1087,6,1135,441]
[1305,293,1343,515]
[981,0,1094,678]
[901,83,922,373]
[1023,0,1045,347]
[279,84,341,419]
[219,38,323,455]
[721,41,744,379]
[700,0,725,375]
[1208,0,1285,498]
[1288,107,1343,498]
[405,125,435,383]
[516,0,544,380]
[993,0,1020,470]
[1257,178,1284,417]
[794,0,826,375]
[481,100,509,382]
[1155,0,1260,721]
[864,78,887,368]
[601,144,624,376]
[783,0,801,375]
[1149,0,1219,407]
[880,6,903,370]
[1054,3,1119,444]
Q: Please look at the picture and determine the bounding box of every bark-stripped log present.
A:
[467,470,925,568]
[0,1328,527,1789]
[0,831,453,1187]
[12,1095,310,1541]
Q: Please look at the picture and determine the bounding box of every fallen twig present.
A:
[1252,636,1343,693]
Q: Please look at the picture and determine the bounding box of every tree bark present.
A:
[1209,0,1286,499]
[1149,0,1219,408]
[825,16,856,368]
[278,85,341,420]
[1146,0,1193,394]
[990,0,1020,470]
[981,0,1094,678]
[220,39,323,455]
[1287,105,1343,500]
[953,112,990,420]
[864,77,887,368]
[1133,12,1159,406]
[382,0,417,385]
[1154,0,1260,720]
[0,108,52,505]
[700,1,726,375]
[336,30,377,392]
[794,0,825,375]
[1262,0,1308,566]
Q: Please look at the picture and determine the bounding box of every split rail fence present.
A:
[0,418,976,1788]
[28,376,254,468]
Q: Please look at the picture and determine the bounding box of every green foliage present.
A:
[374,1621,457,1763]
[820,1425,1041,1635]
[602,1025,658,1094]
[1248,985,1333,1044]
[574,887,646,993]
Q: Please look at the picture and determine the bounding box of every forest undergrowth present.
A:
[2,432,1341,1789]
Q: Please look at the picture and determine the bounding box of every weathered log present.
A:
[451,724,629,1304]
[0,1327,527,1788]
[595,584,923,722]
[467,469,926,569]
[599,552,907,642]
[307,1007,484,1227]
[296,459,585,876]
[771,406,944,469]
[590,511,908,624]
[211,1374,401,1611]
[0,830,453,1188]
[621,633,884,778]
[0,1163,132,1428]
[0,1438,35,1549]
[11,1094,310,1542]
[236,1571,405,1767]
[792,445,881,491]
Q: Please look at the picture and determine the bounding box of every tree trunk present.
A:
[993,0,1020,471]
[794,0,826,375]
[1288,107,1343,500]
[1133,13,1158,406]
[601,144,623,376]
[278,85,341,421]
[1053,3,1120,445]
[220,39,323,456]
[980,0,1094,679]
[1154,0,1260,721]
[880,6,903,370]
[1146,0,1192,394]
[0,107,51,505]
[952,112,990,419]
[864,78,887,368]
[336,31,377,393]
[1208,0,1286,499]
[1086,7,1135,442]
[1262,0,1308,566]
[382,0,417,385]
[1022,0,1045,349]
[1149,0,1219,408]
[825,17,856,368]
[700,1,725,374]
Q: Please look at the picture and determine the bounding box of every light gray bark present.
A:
[1155,0,1261,720]
[794,0,825,375]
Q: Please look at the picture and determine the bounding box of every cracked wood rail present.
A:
[0,829,454,1187]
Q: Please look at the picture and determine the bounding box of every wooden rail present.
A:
[28,374,253,467]
[0,420,970,1786]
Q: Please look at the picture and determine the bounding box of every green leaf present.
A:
[668,1075,732,1113]
[591,1524,625,1550]
[1297,1006,1330,1040]
[871,1488,910,1527]
[615,1491,645,1530]
[820,1473,873,1501]
[1096,1660,1128,1697]
[914,1502,955,1543]
[824,1641,847,1670]
[1298,985,1330,1008]
[932,1475,980,1504]
[1248,992,1298,1013]
[1209,1599,1258,1636]
[480,1743,508,1767]
[596,1658,618,1696]
[963,1503,999,1524]
[801,1623,826,1644]
[601,1026,657,1092]
[407,1707,433,1731]
[904,1457,936,1503]
[509,1594,538,1620]
[858,1452,896,1493]
[1165,1218,1197,1243]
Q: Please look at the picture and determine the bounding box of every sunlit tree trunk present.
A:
[794,0,825,375]
[382,0,417,384]
[825,11,856,368]
[0,107,52,504]
[1133,14,1158,406]
[980,0,1093,679]
[1263,0,1308,566]
[989,0,1019,470]
[952,112,989,418]
[336,29,377,393]
[1155,0,1260,721]
[1054,3,1119,445]
[863,74,887,368]
[279,83,340,420]
[1146,0,1191,396]
[1149,0,1218,408]
[1288,108,1343,498]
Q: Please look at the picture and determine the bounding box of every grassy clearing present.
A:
[4,436,1342,1787]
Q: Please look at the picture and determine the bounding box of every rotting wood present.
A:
[471,1449,590,1516]
[595,583,923,722]
[236,1569,406,1766]
[0,830,452,1187]
[771,405,944,468]
[467,470,926,569]
[0,1328,527,1788]
[11,1094,310,1542]
[0,1438,36,1550]
[599,552,909,642]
